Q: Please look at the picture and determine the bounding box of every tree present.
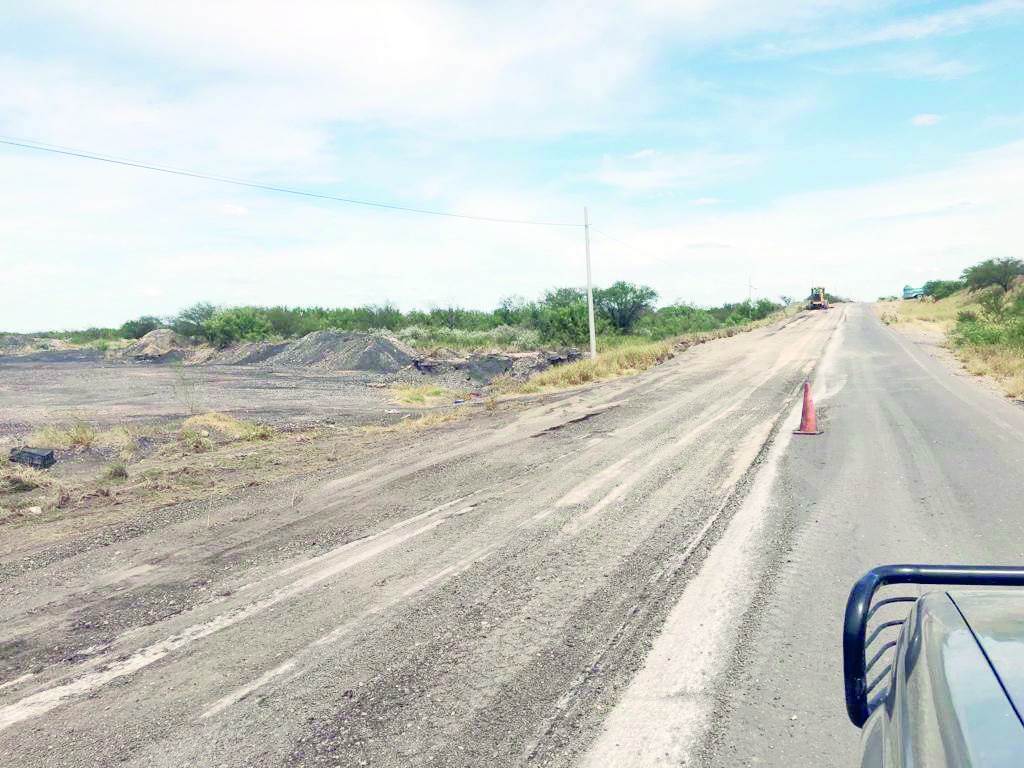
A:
[119,315,163,339]
[923,279,966,300]
[202,307,274,347]
[541,287,587,309]
[962,258,1024,292]
[172,302,217,338]
[594,281,658,333]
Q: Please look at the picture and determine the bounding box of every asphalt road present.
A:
[1,304,1020,767]
[702,304,1024,767]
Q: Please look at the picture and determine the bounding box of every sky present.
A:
[2,0,1024,331]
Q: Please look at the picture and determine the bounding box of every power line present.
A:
[0,136,582,228]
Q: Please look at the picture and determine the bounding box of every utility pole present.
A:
[584,207,597,359]
[748,276,754,304]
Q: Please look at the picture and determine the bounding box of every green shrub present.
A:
[203,307,275,347]
[536,302,594,346]
[396,325,541,351]
[956,321,1005,346]
[923,280,965,300]
[119,316,164,339]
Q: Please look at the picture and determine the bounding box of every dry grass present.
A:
[101,461,129,482]
[181,412,276,442]
[392,384,465,407]
[3,400,473,531]
[26,420,146,457]
[1,463,56,493]
[490,311,795,397]
[29,419,99,450]
[495,339,675,394]
[957,345,1024,399]
[875,293,979,333]
[361,408,468,435]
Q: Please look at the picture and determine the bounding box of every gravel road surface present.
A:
[9,304,1013,767]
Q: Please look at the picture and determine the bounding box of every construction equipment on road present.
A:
[808,287,829,310]
[793,380,823,435]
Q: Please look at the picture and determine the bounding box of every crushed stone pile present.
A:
[270,330,416,372]
[122,329,191,361]
[199,330,416,373]
[117,328,578,383]
[203,340,291,366]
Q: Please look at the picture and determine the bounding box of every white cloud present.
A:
[4,137,1024,329]
[911,113,942,126]
[757,0,1024,56]
[17,0,906,141]
[595,150,755,192]
[691,197,723,206]
[591,140,1024,305]
[817,51,980,80]
[1,2,1022,329]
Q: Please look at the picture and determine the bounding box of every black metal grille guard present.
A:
[843,564,1024,727]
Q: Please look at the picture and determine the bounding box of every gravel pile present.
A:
[122,329,191,361]
[200,330,416,373]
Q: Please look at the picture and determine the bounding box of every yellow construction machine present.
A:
[808,287,829,310]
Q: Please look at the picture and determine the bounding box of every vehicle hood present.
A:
[950,589,1024,722]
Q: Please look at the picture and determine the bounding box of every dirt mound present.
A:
[122,329,190,361]
[413,348,583,382]
[204,340,290,366]
[200,330,415,373]
[271,330,415,372]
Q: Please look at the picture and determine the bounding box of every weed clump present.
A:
[1,464,52,493]
[392,385,462,406]
[179,428,213,453]
[181,412,275,444]
[30,419,98,450]
[102,461,129,482]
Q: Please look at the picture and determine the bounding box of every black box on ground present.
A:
[9,447,56,469]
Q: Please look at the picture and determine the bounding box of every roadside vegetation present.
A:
[0,406,466,529]
[392,384,466,407]
[16,282,786,353]
[496,338,675,393]
[879,257,1024,398]
[495,311,791,394]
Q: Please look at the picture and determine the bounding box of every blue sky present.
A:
[2,1,1024,331]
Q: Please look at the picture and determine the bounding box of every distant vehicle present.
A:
[844,564,1024,767]
[808,287,829,310]
[901,285,925,300]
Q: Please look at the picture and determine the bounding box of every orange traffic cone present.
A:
[793,380,823,435]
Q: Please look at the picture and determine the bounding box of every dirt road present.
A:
[2,309,843,766]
